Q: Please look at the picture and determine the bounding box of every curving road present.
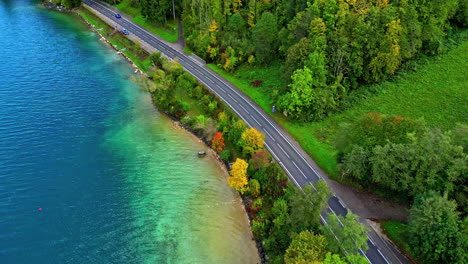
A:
[82,1,408,263]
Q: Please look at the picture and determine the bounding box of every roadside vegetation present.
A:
[380,220,411,258]
[76,7,373,261]
[76,0,468,263]
[139,52,371,263]
[77,6,151,71]
[43,0,81,9]
[109,0,178,42]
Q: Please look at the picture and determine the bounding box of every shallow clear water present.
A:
[0,1,259,263]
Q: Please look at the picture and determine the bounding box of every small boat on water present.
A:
[198,151,206,157]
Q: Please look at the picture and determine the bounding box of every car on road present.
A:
[115,13,121,19]
[121,28,129,35]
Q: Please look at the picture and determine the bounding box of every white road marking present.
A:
[329,208,344,226]
[309,182,317,190]
[292,161,308,179]
[276,143,290,159]
[360,249,372,264]
[268,147,301,188]
[264,130,276,142]
[239,104,248,113]
[377,248,390,264]
[338,198,346,208]
[250,115,262,127]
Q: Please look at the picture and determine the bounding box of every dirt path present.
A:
[325,174,409,221]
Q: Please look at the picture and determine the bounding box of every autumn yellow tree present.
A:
[208,19,218,45]
[239,128,265,155]
[228,158,249,193]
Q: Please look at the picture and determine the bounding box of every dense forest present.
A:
[103,0,468,122]
[84,0,467,263]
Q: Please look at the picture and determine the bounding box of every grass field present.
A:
[115,0,178,43]
[208,39,468,177]
[380,220,416,261]
[77,7,151,71]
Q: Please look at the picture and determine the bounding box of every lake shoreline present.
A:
[56,4,264,263]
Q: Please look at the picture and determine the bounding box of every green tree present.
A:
[283,37,313,81]
[195,115,207,129]
[252,162,289,202]
[322,252,368,264]
[340,126,467,201]
[450,123,468,153]
[140,0,173,24]
[414,0,459,53]
[321,211,369,256]
[288,180,332,233]
[455,0,468,26]
[248,178,261,198]
[176,72,196,96]
[149,52,164,68]
[370,129,467,197]
[284,231,328,264]
[322,252,346,264]
[335,113,426,156]
[408,191,466,264]
[217,111,230,133]
[279,67,315,121]
[264,198,291,258]
[227,119,247,145]
[220,149,231,161]
[369,19,403,81]
[62,0,81,8]
[227,12,247,33]
[152,68,176,108]
[252,12,278,64]
[339,145,371,183]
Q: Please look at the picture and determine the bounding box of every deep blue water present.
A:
[0,1,258,263]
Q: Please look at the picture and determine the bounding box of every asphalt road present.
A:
[83,1,409,263]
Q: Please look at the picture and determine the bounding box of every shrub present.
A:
[220,149,231,161]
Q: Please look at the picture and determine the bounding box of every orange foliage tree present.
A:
[228,158,249,193]
[211,132,225,152]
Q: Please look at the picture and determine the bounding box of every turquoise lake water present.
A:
[0,1,259,263]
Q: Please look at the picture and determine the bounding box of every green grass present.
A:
[206,40,468,178]
[183,46,193,55]
[381,220,416,261]
[115,0,140,16]
[207,62,284,113]
[132,16,178,43]
[77,7,151,71]
[328,42,468,132]
[114,0,178,43]
[77,7,107,28]
[207,62,339,176]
